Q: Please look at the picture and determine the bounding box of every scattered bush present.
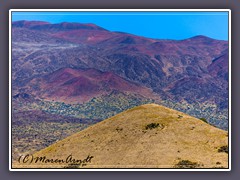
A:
[178,115,183,119]
[218,145,228,154]
[63,163,80,169]
[174,160,201,168]
[213,166,225,168]
[116,127,123,132]
[145,123,159,130]
[199,117,208,123]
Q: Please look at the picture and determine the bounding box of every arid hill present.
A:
[14,104,228,169]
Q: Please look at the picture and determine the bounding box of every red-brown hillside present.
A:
[30,68,156,103]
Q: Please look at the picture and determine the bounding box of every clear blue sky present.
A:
[12,11,229,40]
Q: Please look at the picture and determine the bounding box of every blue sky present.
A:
[12,11,229,40]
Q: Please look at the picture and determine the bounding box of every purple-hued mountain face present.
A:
[11,21,229,129]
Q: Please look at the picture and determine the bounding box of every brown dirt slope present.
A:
[14,104,228,169]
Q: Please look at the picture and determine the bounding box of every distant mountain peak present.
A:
[12,20,50,28]
[186,35,224,42]
[179,35,227,44]
[191,35,211,39]
[12,20,107,31]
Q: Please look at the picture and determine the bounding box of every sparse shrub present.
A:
[213,166,225,168]
[145,123,159,130]
[116,127,123,132]
[218,145,228,153]
[174,160,201,168]
[178,115,183,119]
[63,163,80,169]
[199,117,208,123]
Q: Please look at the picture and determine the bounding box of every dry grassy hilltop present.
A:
[13,104,228,169]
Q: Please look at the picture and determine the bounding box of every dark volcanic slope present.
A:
[12,20,229,128]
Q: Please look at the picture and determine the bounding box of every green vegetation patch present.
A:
[145,123,160,130]
[177,115,183,119]
[116,127,123,132]
[199,117,208,123]
[63,163,80,169]
[174,160,202,168]
[218,145,228,154]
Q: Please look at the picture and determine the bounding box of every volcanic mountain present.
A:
[28,68,156,103]
[11,20,229,129]
[13,104,228,168]
[12,20,116,44]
